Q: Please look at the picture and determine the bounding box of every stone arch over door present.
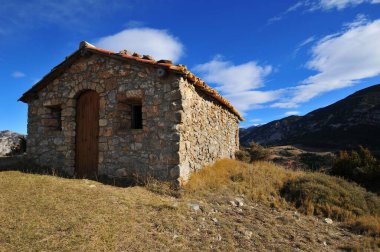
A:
[75,90,99,178]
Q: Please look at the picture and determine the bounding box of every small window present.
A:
[131,104,142,129]
[51,106,62,131]
[44,105,62,131]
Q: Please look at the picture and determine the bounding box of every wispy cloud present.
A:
[284,111,300,116]
[0,0,132,35]
[224,90,285,112]
[314,0,380,10]
[249,118,263,123]
[273,18,380,108]
[124,20,145,28]
[198,16,380,114]
[267,1,305,24]
[343,13,369,28]
[293,36,316,57]
[95,28,184,62]
[268,0,380,25]
[12,71,25,78]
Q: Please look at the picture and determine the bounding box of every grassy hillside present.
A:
[0,160,379,251]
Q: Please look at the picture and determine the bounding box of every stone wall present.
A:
[25,52,240,184]
[177,78,240,182]
[27,54,182,181]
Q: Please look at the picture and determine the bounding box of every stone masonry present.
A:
[20,41,242,185]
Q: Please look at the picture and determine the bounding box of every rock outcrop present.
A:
[0,130,25,156]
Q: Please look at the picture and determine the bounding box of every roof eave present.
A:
[19,42,244,121]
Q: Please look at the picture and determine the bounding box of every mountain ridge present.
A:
[240,84,380,149]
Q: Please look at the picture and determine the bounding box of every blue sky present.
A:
[1,0,380,133]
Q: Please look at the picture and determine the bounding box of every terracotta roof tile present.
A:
[20,41,243,121]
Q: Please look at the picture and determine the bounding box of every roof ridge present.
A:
[19,41,244,121]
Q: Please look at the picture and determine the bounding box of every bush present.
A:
[235,149,251,163]
[281,173,380,221]
[298,153,335,171]
[349,215,380,237]
[247,142,270,161]
[235,142,270,163]
[332,146,380,191]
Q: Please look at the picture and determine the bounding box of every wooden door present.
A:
[75,90,99,178]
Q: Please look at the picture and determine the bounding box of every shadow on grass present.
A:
[0,155,137,188]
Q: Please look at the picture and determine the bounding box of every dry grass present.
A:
[1,159,379,251]
[185,159,301,206]
[0,171,191,251]
[185,159,380,238]
[349,215,380,237]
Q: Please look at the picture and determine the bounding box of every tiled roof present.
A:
[19,41,243,121]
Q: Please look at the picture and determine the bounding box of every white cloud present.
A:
[194,57,275,112]
[96,28,184,62]
[316,0,379,10]
[249,118,262,123]
[268,0,380,24]
[194,57,272,94]
[284,111,300,116]
[12,71,25,78]
[225,90,284,112]
[274,18,380,107]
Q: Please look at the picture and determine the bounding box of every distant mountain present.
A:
[240,84,380,149]
[0,130,25,156]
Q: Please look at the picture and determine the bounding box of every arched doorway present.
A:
[75,90,99,178]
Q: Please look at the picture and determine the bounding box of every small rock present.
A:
[173,234,179,239]
[216,234,222,241]
[323,241,327,246]
[237,208,243,213]
[229,200,237,207]
[235,197,244,207]
[187,202,200,211]
[324,218,333,224]
[276,216,288,224]
[244,230,253,239]
[293,211,301,220]
[89,184,96,188]
[212,218,218,223]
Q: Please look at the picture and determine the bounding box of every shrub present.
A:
[235,149,251,163]
[298,153,335,171]
[281,173,380,221]
[349,215,380,237]
[247,142,270,161]
[279,149,294,157]
[331,146,380,191]
[235,143,270,163]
